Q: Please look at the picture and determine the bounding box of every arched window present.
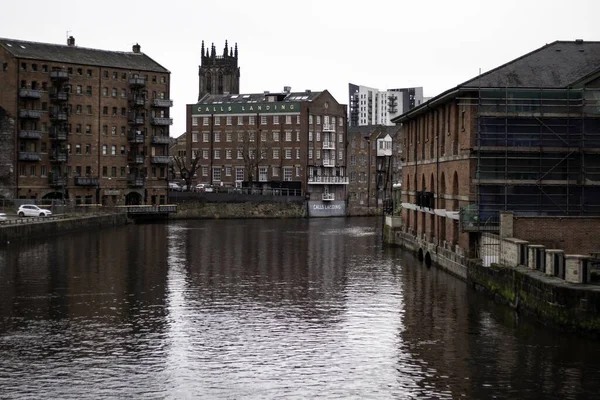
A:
[218,72,223,92]
[206,72,212,93]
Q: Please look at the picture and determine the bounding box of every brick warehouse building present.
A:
[186,88,349,217]
[392,40,600,261]
[0,36,172,205]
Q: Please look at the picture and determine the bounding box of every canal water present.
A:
[0,217,599,399]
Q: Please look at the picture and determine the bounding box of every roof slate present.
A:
[462,40,600,88]
[198,91,322,104]
[0,38,169,73]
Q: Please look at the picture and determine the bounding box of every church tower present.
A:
[198,40,240,99]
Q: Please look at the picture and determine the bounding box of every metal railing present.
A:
[308,176,349,184]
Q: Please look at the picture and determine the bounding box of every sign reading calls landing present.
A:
[192,102,301,115]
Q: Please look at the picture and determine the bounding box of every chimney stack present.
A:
[132,43,141,53]
[67,36,75,47]
[283,86,291,93]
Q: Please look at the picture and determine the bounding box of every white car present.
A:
[169,182,182,192]
[194,183,214,193]
[18,204,52,217]
[0,213,6,221]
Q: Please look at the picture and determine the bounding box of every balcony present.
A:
[152,98,173,107]
[308,176,349,185]
[49,128,67,141]
[18,152,41,161]
[128,116,145,125]
[128,133,146,144]
[151,135,171,145]
[49,89,69,102]
[151,156,170,164]
[49,151,68,162]
[19,88,42,99]
[322,141,336,150]
[323,159,335,167]
[128,77,146,87]
[129,97,146,107]
[19,130,42,140]
[151,117,173,126]
[50,70,69,81]
[127,175,145,187]
[322,193,335,201]
[48,173,67,187]
[74,177,99,186]
[19,109,42,119]
[50,110,68,121]
[128,154,145,164]
[322,123,336,132]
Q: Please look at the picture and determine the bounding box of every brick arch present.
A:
[439,172,446,209]
[452,170,459,210]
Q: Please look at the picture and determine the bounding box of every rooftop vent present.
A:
[132,43,141,53]
[67,36,75,47]
[575,39,584,44]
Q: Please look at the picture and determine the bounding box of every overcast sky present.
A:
[3,0,599,136]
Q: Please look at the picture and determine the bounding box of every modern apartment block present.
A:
[186,88,349,216]
[0,36,172,205]
[349,83,424,127]
[393,40,600,259]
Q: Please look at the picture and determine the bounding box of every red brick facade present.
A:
[513,217,600,255]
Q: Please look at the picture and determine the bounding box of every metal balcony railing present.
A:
[128,77,146,87]
[151,156,170,164]
[152,99,173,107]
[50,70,69,80]
[151,135,171,144]
[19,88,42,99]
[308,176,349,184]
[127,133,146,144]
[322,141,336,150]
[127,154,145,164]
[19,130,42,140]
[19,109,42,119]
[322,123,336,132]
[127,175,145,187]
[74,177,99,186]
[18,152,41,161]
[151,117,173,126]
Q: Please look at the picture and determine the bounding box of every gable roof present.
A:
[0,38,169,73]
[392,40,600,124]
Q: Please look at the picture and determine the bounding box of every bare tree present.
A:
[172,152,202,191]
[235,127,272,186]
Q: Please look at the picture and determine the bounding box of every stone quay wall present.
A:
[171,200,306,220]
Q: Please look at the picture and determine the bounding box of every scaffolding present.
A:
[458,88,600,229]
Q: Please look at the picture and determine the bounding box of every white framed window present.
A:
[338,150,343,160]
[249,132,255,142]
[201,149,208,159]
[226,116,232,125]
[308,149,313,159]
[273,115,279,124]
[202,166,208,176]
[285,115,291,124]
[324,115,329,124]
[192,117,198,126]
[316,132,321,142]
[296,131,300,142]
[203,133,209,142]
[226,149,232,159]
[237,150,243,159]
[332,117,336,126]
[309,131,313,141]
[214,149,220,159]
[296,115,300,124]
[339,133,343,143]
[273,149,279,159]
[237,132,244,142]
[316,115,321,125]
[296,149,300,159]
[273,131,279,141]
[259,167,268,182]
[227,132,233,142]
[111,145,116,155]
[309,115,313,124]
[214,132,220,142]
[192,133,198,142]
[225,166,232,176]
[213,168,221,182]
[296,166,301,177]
[261,131,267,142]
[237,116,243,125]
[283,167,292,181]
[285,149,292,159]
[236,167,244,181]
[285,131,292,141]
[339,117,343,126]
[272,166,279,176]
[260,115,267,125]
[214,117,220,126]
[249,116,255,125]
[316,150,321,159]
[249,149,255,159]
[203,117,209,126]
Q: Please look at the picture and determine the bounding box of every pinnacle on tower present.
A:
[224,40,228,57]
[211,43,215,57]
[234,42,238,58]
[201,40,205,57]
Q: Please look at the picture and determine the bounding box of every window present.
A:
[285,149,292,159]
[111,166,117,177]
[121,107,126,116]
[261,115,267,125]
[192,117,198,126]
[272,166,279,177]
[259,167,268,182]
[296,131,300,142]
[102,145,107,155]
[226,116,232,125]
[236,167,244,181]
[339,150,343,160]
[316,132,321,142]
[40,166,47,177]
[296,166,301,177]
[112,107,117,116]
[339,133,343,143]
[102,87,108,96]
[316,116,321,125]
[226,149,232,159]
[225,166,232,176]
[152,75,157,83]
[285,131,292,142]
[111,88,117,97]
[214,149,220,159]
[273,116,279,124]
[76,68,82,76]
[339,117,343,126]
[112,72,117,79]
[273,131,280,142]
[286,115,291,124]
[120,167,126,176]
[283,167,292,181]
[237,150,243,159]
[296,149,300,159]
[202,166,208,177]
[76,105,82,114]
[86,105,92,114]
[237,116,243,125]
[111,126,117,135]
[316,150,321,159]
[202,149,209,159]
[102,125,108,135]
[214,132,220,142]
[103,106,108,115]
[308,149,313,159]
[85,125,91,134]
[214,117,220,126]
[76,124,82,133]
[249,116,255,125]
[203,133,209,142]
[121,126,126,136]
[237,132,243,142]
[192,133,198,142]
[226,132,232,142]
[76,85,82,95]
[309,115,313,124]
[213,168,221,182]
[273,149,279,159]
[86,86,92,95]
[309,131,313,141]
[111,145,116,155]
[102,166,108,177]
[261,131,267,142]
[203,117,209,126]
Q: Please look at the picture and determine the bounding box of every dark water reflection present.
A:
[0,217,599,399]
